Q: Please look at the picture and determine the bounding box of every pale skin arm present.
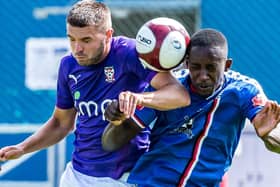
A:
[0,107,76,161]
[252,100,280,153]
[119,71,190,118]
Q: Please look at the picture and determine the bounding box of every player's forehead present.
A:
[189,45,226,62]
[66,24,100,39]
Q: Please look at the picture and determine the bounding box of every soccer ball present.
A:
[136,17,190,72]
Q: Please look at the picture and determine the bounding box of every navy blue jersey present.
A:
[128,69,267,187]
[56,36,156,179]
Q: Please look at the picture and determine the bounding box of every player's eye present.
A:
[68,37,75,42]
[83,38,91,43]
[206,65,217,72]
[189,64,200,70]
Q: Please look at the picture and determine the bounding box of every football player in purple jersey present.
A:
[102,28,280,187]
[0,1,190,187]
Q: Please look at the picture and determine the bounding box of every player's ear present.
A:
[184,43,191,69]
[225,58,232,71]
[185,54,189,68]
[105,28,114,42]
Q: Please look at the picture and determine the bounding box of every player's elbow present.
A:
[173,84,191,108]
[181,89,191,106]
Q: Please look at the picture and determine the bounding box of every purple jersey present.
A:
[128,70,267,187]
[56,36,156,179]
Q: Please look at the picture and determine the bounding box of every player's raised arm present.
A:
[118,71,190,118]
[252,100,280,153]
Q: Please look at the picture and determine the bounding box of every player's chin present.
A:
[76,59,91,66]
[197,86,214,96]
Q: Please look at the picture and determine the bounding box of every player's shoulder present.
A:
[111,36,140,66]
[60,53,75,64]
[59,53,78,74]
[112,36,136,49]
[225,70,260,87]
[225,70,263,95]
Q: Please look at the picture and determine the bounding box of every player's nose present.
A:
[74,42,83,53]
[198,69,209,80]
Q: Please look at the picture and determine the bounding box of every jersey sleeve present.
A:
[56,58,74,109]
[130,70,189,130]
[240,79,268,121]
[131,107,157,130]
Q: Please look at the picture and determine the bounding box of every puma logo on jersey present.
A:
[69,74,81,84]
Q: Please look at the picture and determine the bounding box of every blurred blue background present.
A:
[0,0,279,186]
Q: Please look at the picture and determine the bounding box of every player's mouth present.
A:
[197,84,213,93]
[75,55,87,60]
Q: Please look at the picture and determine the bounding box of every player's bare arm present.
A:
[102,100,141,151]
[0,107,76,161]
[253,100,280,153]
[119,71,190,118]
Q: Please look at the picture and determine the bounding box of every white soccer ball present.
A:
[136,17,190,72]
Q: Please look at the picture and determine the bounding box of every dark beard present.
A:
[77,41,105,66]
[89,41,105,65]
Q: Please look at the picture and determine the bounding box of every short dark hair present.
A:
[67,0,111,31]
[187,28,228,55]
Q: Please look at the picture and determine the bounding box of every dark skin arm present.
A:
[102,100,142,151]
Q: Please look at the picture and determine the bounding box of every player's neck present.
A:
[98,42,112,64]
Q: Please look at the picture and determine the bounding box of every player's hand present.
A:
[0,145,24,161]
[253,100,280,137]
[104,100,126,126]
[118,91,143,118]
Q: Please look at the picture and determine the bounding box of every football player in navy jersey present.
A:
[0,1,190,187]
[102,28,280,187]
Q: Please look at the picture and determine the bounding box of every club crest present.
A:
[104,66,115,82]
[252,93,267,106]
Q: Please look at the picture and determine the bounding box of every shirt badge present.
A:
[104,66,115,83]
[169,116,194,139]
[252,93,267,106]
